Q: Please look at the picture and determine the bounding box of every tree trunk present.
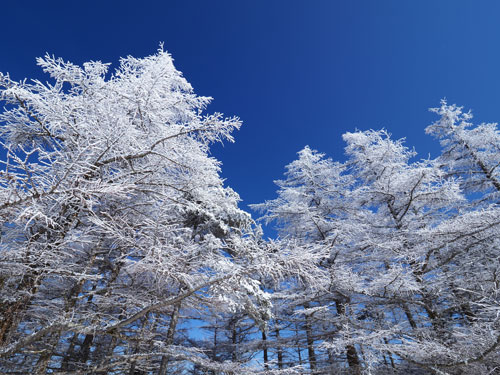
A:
[335,299,360,374]
[303,303,317,371]
[275,323,283,370]
[158,302,181,375]
[262,330,269,370]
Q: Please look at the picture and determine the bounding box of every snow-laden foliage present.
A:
[0,48,304,375]
[427,100,500,201]
[256,123,500,374]
[1,47,500,375]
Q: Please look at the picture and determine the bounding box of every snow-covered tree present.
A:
[0,47,286,374]
[427,100,500,202]
[2,45,500,375]
[257,122,500,374]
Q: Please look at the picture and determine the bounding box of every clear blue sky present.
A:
[2,1,500,219]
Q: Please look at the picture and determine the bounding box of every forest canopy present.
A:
[1,49,500,375]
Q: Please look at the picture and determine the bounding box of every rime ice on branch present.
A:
[0,47,296,375]
[2,46,500,375]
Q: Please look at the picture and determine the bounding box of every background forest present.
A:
[0,48,500,375]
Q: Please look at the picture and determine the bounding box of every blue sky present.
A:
[2,1,500,222]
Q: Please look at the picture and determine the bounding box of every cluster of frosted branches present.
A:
[1,47,500,375]
[0,48,306,375]
[253,103,500,374]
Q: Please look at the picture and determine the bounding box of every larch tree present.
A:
[0,47,297,375]
[256,123,500,374]
[253,146,366,374]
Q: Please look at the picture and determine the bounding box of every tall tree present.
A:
[0,47,279,374]
[257,124,500,374]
